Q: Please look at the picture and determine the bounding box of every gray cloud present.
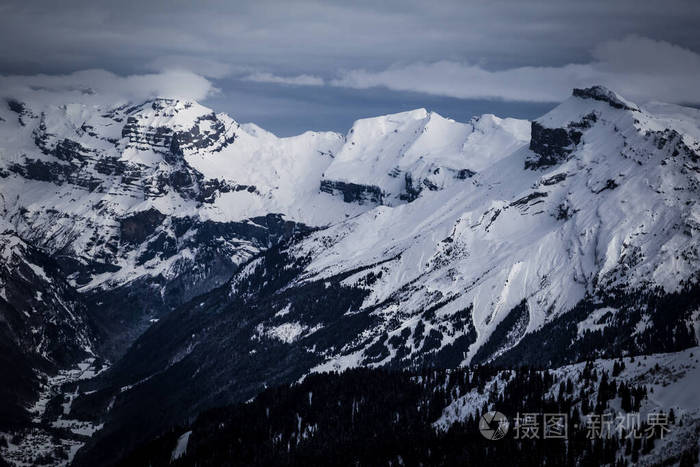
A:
[329,36,700,104]
[2,0,699,77]
[244,72,325,86]
[145,56,247,79]
[0,69,215,105]
[1,1,699,134]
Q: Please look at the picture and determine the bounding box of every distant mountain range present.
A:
[0,85,698,466]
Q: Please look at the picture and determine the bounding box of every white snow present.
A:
[323,109,529,203]
[258,322,308,344]
[170,430,192,462]
[1,83,699,405]
[436,347,700,433]
[287,87,700,369]
[576,307,618,336]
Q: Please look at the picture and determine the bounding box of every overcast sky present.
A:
[1,0,699,135]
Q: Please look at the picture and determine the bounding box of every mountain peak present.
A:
[534,85,641,134]
[572,85,639,111]
[525,86,644,170]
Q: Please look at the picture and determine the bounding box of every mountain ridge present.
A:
[0,85,699,466]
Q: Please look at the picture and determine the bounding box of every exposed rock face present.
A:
[121,117,173,150]
[525,121,582,169]
[573,86,639,111]
[119,208,166,244]
[509,191,548,207]
[320,180,384,205]
[6,99,26,114]
[399,171,455,202]
[454,168,476,179]
[9,158,78,185]
[6,99,36,126]
[121,100,236,154]
[8,113,237,209]
[324,167,476,205]
[175,113,237,151]
[400,172,422,202]
[525,86,643,170]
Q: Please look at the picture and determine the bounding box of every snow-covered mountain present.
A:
[321,109,529,203]
[0,92,527,360]
[282,85,700,369]
[0,220,94,429]
[0,85,699,466]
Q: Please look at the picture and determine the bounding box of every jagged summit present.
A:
[536,86,640,131]
[525,85,700,170]
[322,108,529,204]
[572,85,640,111]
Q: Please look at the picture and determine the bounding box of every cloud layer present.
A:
[330,36,700,104]
[0,69,215,106]
[2,35,698,118]
[1,0,699,136]
[244,72,325,86]
[2,1,699,80]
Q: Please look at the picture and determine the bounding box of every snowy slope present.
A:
[17,85,691,467]
[1,84,699,466]
[0,217,93,364]
[251,86,700,369]
[0,86,530,361]
[323,109,529,204]
[62,86,699,390]
[0,93,524,294]
[0,98,348,287]
[0,84,532,422]
[435,346,700,466]
[1,85,697,371]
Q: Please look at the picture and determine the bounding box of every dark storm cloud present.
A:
[2,0,699,76]
[329,36,700,104]
[1,0,699,134]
